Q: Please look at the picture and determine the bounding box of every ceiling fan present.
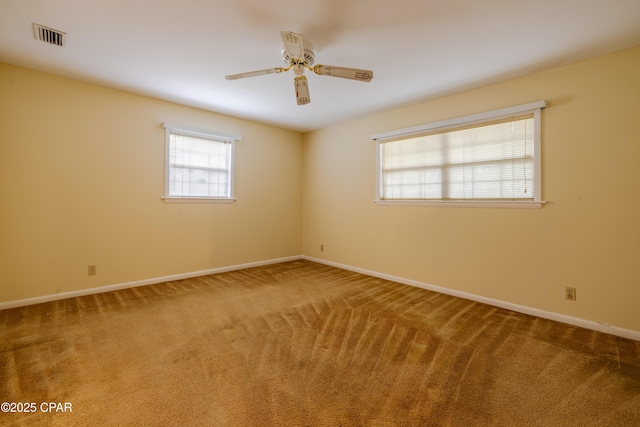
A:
[225,31,374,105]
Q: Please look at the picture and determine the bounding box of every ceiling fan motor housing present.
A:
[282,40,316,66]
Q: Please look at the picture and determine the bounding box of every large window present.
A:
[373,101,546,208]
[162,122,239,202]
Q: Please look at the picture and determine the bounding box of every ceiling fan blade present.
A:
[225,67,284,80]
[313,65,374,82]
[294,75,310,105]
[280,31,305,62]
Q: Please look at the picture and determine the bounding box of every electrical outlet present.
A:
[88,265,97,276]
[565,286,576,301]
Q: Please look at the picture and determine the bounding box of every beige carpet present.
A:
[1,260,639,426]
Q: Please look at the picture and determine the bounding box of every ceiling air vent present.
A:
[33,23,66,47]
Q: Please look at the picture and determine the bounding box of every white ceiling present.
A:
[2,0,640,133]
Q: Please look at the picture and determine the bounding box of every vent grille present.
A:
[33,23,66,47]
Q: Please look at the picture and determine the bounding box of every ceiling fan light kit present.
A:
[225,31,374,105]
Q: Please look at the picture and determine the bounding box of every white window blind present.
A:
[373,101,545,207]
[169,133,232,197]
[162,123,239,201]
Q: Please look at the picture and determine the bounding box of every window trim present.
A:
[161,122,240,203]
[372,101,547,208]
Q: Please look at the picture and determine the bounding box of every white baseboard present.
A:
[3,254,638,341]
[302,256,640,342]
[0,255,302,311]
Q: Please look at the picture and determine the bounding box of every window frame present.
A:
[372,101,547,209]
[161,122,240,203]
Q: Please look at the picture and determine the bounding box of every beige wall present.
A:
[0,63,303,302]
[2,47,639,333]
[302,47,640,332]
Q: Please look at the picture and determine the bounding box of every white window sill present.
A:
[374,200,546,209]
[162,197,236,204]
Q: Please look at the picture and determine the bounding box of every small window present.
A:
[373,101,546,208]
[162,122,239,202]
